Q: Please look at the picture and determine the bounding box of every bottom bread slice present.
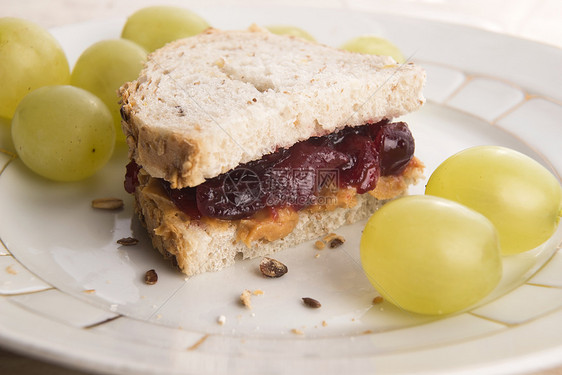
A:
[134,162,423,277]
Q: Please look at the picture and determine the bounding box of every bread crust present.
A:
[120,26,426,189]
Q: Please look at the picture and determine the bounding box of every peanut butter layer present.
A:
[138,157,424,247]
[237,207,300,247]
[369,156,424,200]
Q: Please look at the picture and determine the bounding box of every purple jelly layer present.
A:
[125,120,415,220]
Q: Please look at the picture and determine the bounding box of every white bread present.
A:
[134,160,424,276]
[120,25,425,189]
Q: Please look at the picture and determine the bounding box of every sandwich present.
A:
[119,25,425,277]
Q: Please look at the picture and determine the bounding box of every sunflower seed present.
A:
[91,198,124,210]
[117,237,139,246]
[145,269,158,285]
[259,257,288,278]
[302,297,322,308]
[329,238,344,248]
[322,233,346,248]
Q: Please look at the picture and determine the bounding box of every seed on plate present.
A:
[259,257,288,278]
[302,297,322,308]
[91,197,124,210]
[329,238,344,248]
[145,269,158,285]
[323,233,345,248]
[117,237,139,246]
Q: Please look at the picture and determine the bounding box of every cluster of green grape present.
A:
[1,6,209,182]
[361,146,562,315]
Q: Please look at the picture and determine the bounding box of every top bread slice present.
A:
[120,25,426,189]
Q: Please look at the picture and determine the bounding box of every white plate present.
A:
[1,6,561,375]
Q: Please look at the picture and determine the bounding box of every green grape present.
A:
[71,39,147,142]
[340,35,405,63]
[11,86,115,181]
[0,17,70,119]
[426,146,562,255]
[360,195,502,315]
[121,6,210,52]
[265,25,316,41]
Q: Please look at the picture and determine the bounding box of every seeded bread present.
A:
[120,25,425,189]
[134,161,424,276]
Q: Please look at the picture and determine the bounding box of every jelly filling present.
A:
[125,120,415,220]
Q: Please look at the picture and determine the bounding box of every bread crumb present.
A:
[5,265,17,275]
[314,253,320,259]
[240,289,252,309]
[252,289,264,296]
[314,240,326,250]
[83,289,96,294]
[322,320,328,327]
[217,315,226,325]
[372,296,384,305]
[214,57,225,68]
[291,328,304,335]
[187,334,210,351]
